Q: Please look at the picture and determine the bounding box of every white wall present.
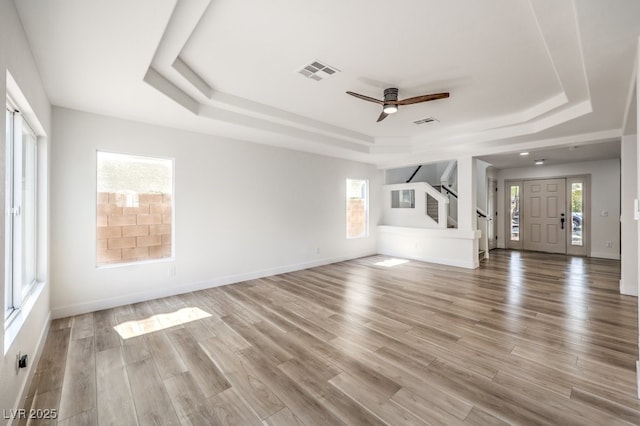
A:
[475,159,492,213]
[384,162,444,185]
[381,183,447,228]
[496,158,621,259]
[51,107,381,317]
[1,0,52,422]
[620,134,637,295]
[378,226,480,269]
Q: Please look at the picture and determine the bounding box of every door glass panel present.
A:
[510,185,520,241]
[571,182,583,246]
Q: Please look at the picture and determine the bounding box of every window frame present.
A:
[391,189,416,209]
[4,86,47,354]
[5,101,39,319]
[346,178,369,239]
[505,180,523,250]
[566,175,590,256]
[96,150,175,268]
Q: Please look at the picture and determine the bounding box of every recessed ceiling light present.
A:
[534,159,545,165]
[519,152,529,156]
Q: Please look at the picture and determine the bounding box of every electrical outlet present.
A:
[168,266,176,276]
[605,241,612,248]
[316,247,320,254]
[15,352,27,373]
[18,354,27,369]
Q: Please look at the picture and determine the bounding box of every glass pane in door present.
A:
[510,185,520,241]
[571,182,583,246]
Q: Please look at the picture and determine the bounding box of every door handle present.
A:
[560,213,565,230]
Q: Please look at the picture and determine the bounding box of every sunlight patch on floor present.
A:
[375,258,410,267]
[113,307,212,339]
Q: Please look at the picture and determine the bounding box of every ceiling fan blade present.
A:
[376,111,389,122]
[346,91,384,105]
[395,92,450,106]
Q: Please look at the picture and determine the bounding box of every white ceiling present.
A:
[14,0,640,169]
[477,140,621,170]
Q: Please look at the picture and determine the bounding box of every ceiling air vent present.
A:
[413,117,438,125]
[298,60,339,81]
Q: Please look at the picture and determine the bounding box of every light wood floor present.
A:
[22,250,639,425]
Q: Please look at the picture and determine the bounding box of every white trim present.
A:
[4,282,46,353]
[51,251,376,318]
[620,279,638,297]
[346,178,369,239]
[590,251,620,260]
[8,312,51,426]
[566,175,590,256]
[637,361,640,400]
[504,180,523,250]
[95,150,175,267]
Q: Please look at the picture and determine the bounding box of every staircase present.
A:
[384,160,490,263]
[426,192,439,223]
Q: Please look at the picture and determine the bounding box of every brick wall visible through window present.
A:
[97,192,172,264]
[97,152,173,266]
[346,179,368,238]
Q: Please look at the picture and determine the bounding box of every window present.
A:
[5,103,39,318]
[570,182,583,246]
[97,152,173,266]
[346,179,368,238]
[509,184,520,241]
[391,189,415,208]
[566,175,589,256]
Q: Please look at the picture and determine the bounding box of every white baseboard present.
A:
[51,251,376,318]
[619,279,639,296]
[9,311,51,426]
[590,251,621,260]
[637,361,640,400]
[378,249,478,269]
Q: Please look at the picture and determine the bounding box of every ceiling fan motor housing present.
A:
[384,88,399,103]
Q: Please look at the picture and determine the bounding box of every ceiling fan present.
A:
[346,88,449,122]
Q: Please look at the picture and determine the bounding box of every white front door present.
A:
[522,178,567,253]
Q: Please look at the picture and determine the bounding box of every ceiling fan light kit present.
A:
[346,87,449,122]
[383,104,398,114]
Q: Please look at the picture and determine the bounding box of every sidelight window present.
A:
[509,184,520,241]
[570,182,583,247]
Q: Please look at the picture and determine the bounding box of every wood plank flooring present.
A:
[21,250,639,425]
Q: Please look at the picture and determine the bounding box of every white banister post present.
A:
[438,198,449,228]
[456,156,477,232]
